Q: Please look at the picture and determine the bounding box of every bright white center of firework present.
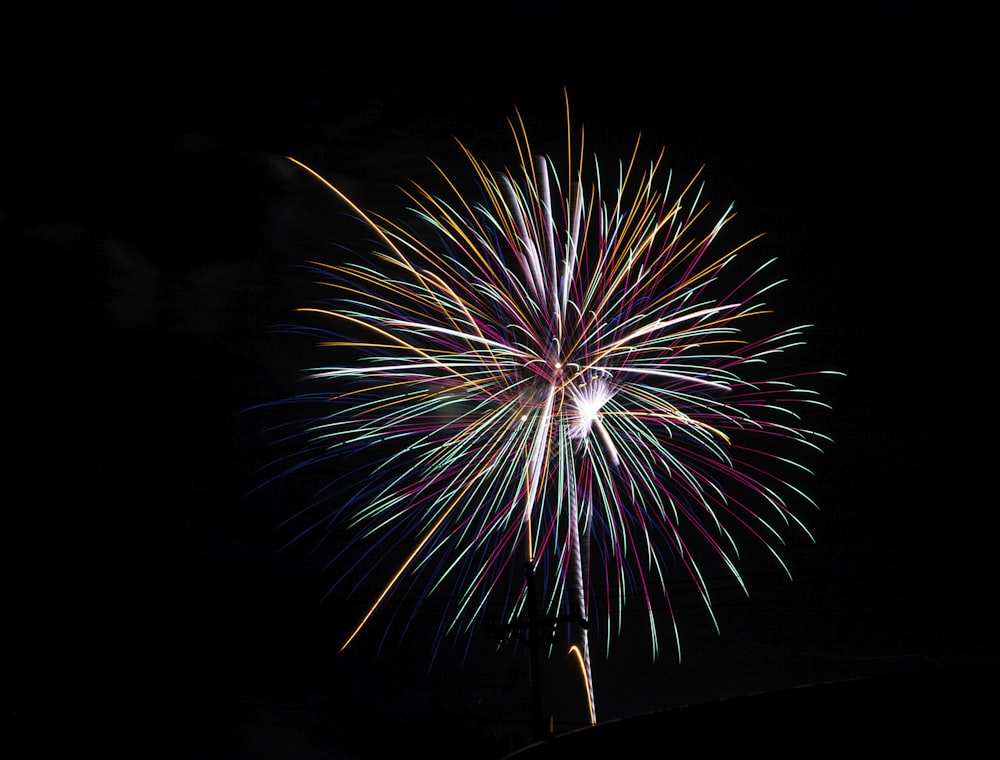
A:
[568,375,614,440]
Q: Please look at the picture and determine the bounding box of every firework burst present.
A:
[273,97,835,722]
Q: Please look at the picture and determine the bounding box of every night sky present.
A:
[11,6,994,758]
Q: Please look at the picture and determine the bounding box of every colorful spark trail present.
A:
[275,96,836,724]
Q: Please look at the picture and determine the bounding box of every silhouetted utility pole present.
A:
[488,561,586,743]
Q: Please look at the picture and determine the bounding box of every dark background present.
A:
[10,5,993,758]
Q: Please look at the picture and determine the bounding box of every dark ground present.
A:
[9,5,995,758]
[508,663,997,758]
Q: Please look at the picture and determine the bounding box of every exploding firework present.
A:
[273,97,835,722]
